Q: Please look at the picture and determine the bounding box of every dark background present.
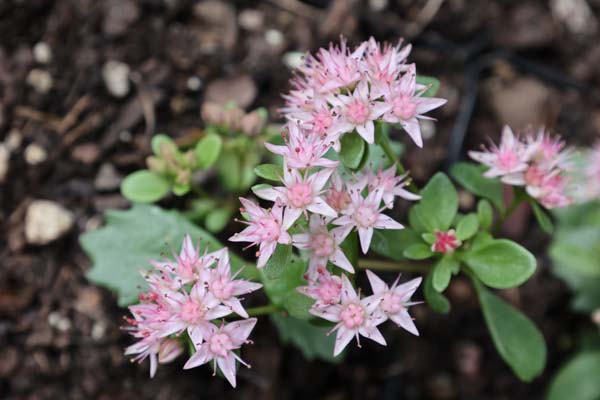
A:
[1,0,599,399]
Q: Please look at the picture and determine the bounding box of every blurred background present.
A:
[1,0,600,399]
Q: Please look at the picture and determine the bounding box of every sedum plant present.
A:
[81,36,587,388]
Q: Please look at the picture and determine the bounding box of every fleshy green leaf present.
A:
[81,205,256,306]
[450,162,504,211]
[121,170,170,203]
[172,182,190,196]
[422,232,436,244]
[415,173,458,231]
[416,75,441,97]
[472,278,547,382]
[456,213,479,241]
[371,229,421,261]
[424,272,450,313]
[254,163,282,182]
[282,291,314,320]
[271,314,337,362]
[195,132,223,169]
[547,352,600,400]
[217,148,241,191]
[263,243,292,280]
[340,131,366,170]
[477,199,494,230]
[205,207,233,233]
[260,255,310,318]
[432,257,457,292]
[403,243,433,260]
[549,226,600,277]
[151,134,177,157]
[530,200,554,234]
[463,239,536,289]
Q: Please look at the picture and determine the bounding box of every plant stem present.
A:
[493,190,525,233]
[245,304,280,317]
[358,258,430,273]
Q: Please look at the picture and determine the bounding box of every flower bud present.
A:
[158,339,184,364]
[146,156,167,174]
[176,169,191,185]
[240,109,266,137]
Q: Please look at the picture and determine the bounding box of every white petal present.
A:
[217,353,238,387]
[334,327,356,357]
[358,227,374,254]
[366,270,388,295]
[390,309,419,336]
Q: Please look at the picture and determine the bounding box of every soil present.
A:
[1,0,600,399]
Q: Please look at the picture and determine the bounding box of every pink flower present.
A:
[379,64,446,147]
[293,214,354,275]
[283,96,339,139]
[328,78,391,143]
[205,251,262,318]
[325,170,352,212]
[310,274,386,356]
[332,187,404,254]
[431,229,461,253]
[364,37,412,84]
[125,335,162,377]
[298,266,343,307]
[159,282,232,345]
[229,198,292,268]
[469,125,534,178]
[365,270,421,335]
[158,338,185,364]
[254,161,337,227]
[184,318,257,388]
[264,122,339,170]
[367,164,421,208]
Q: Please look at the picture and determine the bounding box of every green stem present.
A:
[493,189,525,233]
[358,258,430,273]
[245,304,280,317]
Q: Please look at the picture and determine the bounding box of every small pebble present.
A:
[91,322,107,340]
[238,9,264,31]
[94,163,122,191]
[25,200,75,245]
[26,69,53,94]
[265,29,284,48]
[0,144,9,183]
[102,60,130,98]
[283,51,305,69]
[5,129,23,151]
[24,143,47,165]
[420,119,436,141]
[119,130,132,142]
[33,42,52,64]
[186,76,202,91]
[369,0,388,11]
[48,311,72,332]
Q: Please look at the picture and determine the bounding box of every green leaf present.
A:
[172,182,190,196]
[263,243,292,280]
[371,229,422,261]
[422,233,436,244]
[463,239,536,289]
[450,162,504,211]
[547,352,600,400]
[81,205,256,306]
[403,243,433,260]
[432,257,457,292]
[205,207,232,233]
[260,255,309,318]
[151,134,177,157]
[477,199,494,230]
[282,291,314,320]
[549,226,600,277]
[254,163,282,182]
[339,131,366,170]
[195,133,223,169]
[339,231,359,270]
[271,314,337,362]
[415,173,459,231]
[473,278,546,381]
[424,272,450,313]
[217,148,241,191]
[415,75,441,97]
[456,213,479,240]
[408,205,429,233]
[121,170,170,203]
[470,231,494,250]
[530,200,554,234]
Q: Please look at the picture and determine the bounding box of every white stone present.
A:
[26,69,53,94]
[238,9,263,31]
[33,42,52,64]
[0,144,9,183]
[24,143,47,165]
[283,51,305,70]
[186,76,202,91]
[265,29,284,48]
[25,200,75,245]
[94,163,122,191]
[5,129,22,151]
[48,311,72,332]
[102,60,130,98]
[369,0,388,11]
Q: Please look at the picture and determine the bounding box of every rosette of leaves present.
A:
[372,170,546,382]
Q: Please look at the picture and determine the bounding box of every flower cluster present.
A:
[302,268,421,356]
[124,235,262,387]
[582,141,600,201]
[469,125,574,209]
[282,37,446,148]
[230,37,435,355]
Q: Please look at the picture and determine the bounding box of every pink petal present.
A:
[390,309,419,336]
[358,325,387,346]
[217,353,238,387]
[257,241,277,268]
[366,270,389,295]
[254,187,281,202]
[340,274,358,303]
[374,214,404,230]
[400,118,422,147]
[307,197,338,218]
[356,121,375,144]
[224,318,258,344]
[283,206,303,228]
[331,248,355,273]
[415,97,447,114]
[333,326,355,357]
[183,346,212,369]
[358,226,374,254]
